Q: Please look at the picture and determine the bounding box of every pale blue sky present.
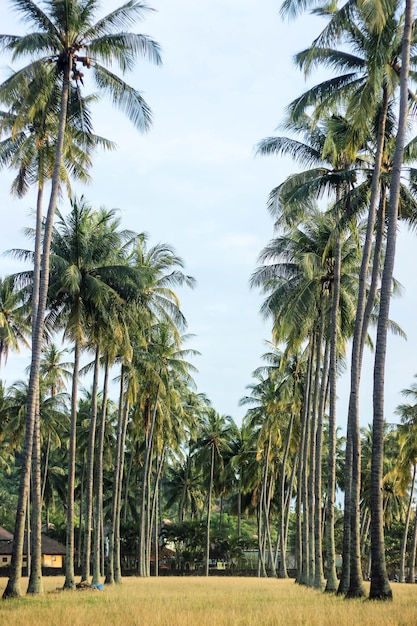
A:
[0,0,416,426]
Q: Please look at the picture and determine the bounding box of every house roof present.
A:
[0,532,66,556]
[0,526,13,542]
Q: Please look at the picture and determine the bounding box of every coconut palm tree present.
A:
[195,410,236,577]
[1,0,161,598]
[370,0,414,600]
[395,377,417,582]
[47,197,143,588]
[0,276,30,367]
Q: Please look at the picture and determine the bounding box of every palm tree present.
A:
[284,5,417,596]
[395,377,417,582]
[370,0,414,600]
[47,197,142,588]
[195,409,236,577]
[106,235,196,582]
[0,276,30,366]
[1,0,161,599]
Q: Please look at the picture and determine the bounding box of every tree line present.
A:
[0,0,417,605]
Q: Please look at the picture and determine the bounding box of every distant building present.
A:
[0,525,66,570]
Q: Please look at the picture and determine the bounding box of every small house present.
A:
[0,526,66,570]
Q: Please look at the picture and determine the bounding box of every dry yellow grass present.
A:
[1,576,417,626]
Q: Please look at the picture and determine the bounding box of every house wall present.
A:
[42,554,63,568]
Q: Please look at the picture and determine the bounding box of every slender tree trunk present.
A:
[150,450,165,577]
[179,443,192,523]
[139,390,159,577]
[82,345,100,582]
[92,354,110,585]
[278,412,294,578]
[205,444,215,577]
[314,333,329,591]
[370,0,412,601]
[326,227,342,593]
[77,461,85,569]
[342,87,389,601]
[399,465,416,582]
[308,314,324,587]
[296,337,313,584]
[28,404,43,594]
[64,337,81,590]
[4,59,72,599]
[27,187,45,596]
[406,501,417,583]
[3,187,43,598]
[114,388,130,583]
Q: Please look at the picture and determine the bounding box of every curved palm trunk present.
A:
[264,445,277,578]
[105,364,135,584]
[314,333,329,591]
[370,0,412,601]
[81,345,100,582]
[406,500,417,583]
[278,412,294,578]
[399,464,416,582]
[28,403,43,595]
[92,354,110,585]
[326,228,342,592]
[64,337,81,590]
[150,449,165,577]
[179,442,192,523]
[3,61,72,600]
[369,0,413,599]
[139,389,160,577]
[296,337,314,585]
[27,186,45,596]
[205,444,215,577]
[308,312,325,587]
[342,88,389,600]
[106,370,125,585]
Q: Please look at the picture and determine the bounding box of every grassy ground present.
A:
[1,576,417,625]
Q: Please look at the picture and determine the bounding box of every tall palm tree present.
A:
[47,197,141,588]
[1,0,161,599]
[0,276,30,366]
[395,377,417,582]
[285,5,417,595]
[370,0,414,600]
[195,409,236,577]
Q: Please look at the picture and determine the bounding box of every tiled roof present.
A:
[0,531,66,555]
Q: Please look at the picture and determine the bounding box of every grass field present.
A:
[1,576,417,625]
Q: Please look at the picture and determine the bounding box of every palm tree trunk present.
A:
[179,443,192,523]
[114,385,130,583]
[139,389,160,577]
[64,337,81,590]
[27,186,45,596]
[399,464,416,582]
[81,345,100,582]
[205,444,215,576]
[406,501,417,583]
[278,411,294,578]
[77,460,85,569]
[296,337,314,584]
[370,0,413,601]
[3,57,72,601]
[150,449,165,577]
[308,313,325,587]
[343,87,389,601]
[28,403,43,595]
[326,227,342,592]
[92,353,110,585]
[314,334,329,591]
